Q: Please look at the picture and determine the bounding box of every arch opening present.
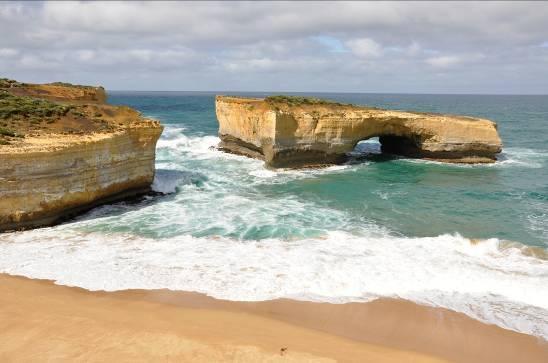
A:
[349,134,423,163]
[351,137,382,156]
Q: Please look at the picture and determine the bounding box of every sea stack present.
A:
[0,79,163,231]
[216,95,502,168]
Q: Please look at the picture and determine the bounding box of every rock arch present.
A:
[215,96,502,168]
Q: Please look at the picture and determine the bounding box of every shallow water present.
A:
[1,92,547,339]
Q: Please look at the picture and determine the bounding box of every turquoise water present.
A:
[0,92,546,338]
[106,92,548,246]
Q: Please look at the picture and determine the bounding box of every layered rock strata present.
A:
[216,96,502,168]
[0,80,162,231]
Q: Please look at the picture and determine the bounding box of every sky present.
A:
[1,1,548,94]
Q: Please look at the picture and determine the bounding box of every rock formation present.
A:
[0,79,163,231]
[216,95,502,168]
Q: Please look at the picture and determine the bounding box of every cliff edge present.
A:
[0,79,163,231]
[216,95,502,168]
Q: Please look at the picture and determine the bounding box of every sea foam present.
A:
[1,126,547,341]
[0,228,546,339]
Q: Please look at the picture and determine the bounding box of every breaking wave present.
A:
[1,125,547,341]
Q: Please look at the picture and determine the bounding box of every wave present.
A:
[2,125,546,340]
[156,126,548,178]
[494,148,548,168]
[0,229,546,339]
[152,169,207,194]
[401,147,547,169]
[156,126,359,184]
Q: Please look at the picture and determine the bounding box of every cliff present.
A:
[0,79,163,231]
[216,95,502,168]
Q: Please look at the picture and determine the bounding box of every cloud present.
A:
[0,48,18,57]
[426,55,462,68]
[406,42,421,56]
[33,1,548,48]
[346,38,383,58]
[0,1,547,93]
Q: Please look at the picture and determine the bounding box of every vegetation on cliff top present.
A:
[0,78,26,89]
[48,82,103,89]
[0,91,77,143]
[0,78,155,147]
[265,95,349,107]
[0,91,73,121]
[1,78,101,90]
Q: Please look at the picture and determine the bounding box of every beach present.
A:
[1,273,546,362]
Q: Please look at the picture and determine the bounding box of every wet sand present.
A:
[0,273,546,362]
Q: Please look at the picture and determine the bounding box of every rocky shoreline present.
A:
[0,79,163,232]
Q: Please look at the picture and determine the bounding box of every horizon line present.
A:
[107,89,548,96]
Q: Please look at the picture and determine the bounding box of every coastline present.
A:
[1,273,546,362]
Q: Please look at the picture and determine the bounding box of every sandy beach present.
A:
[0,273,546,362]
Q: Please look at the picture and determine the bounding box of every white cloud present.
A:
[406,41,421,56]
[32,1,548,48]
[18,54,60,70]
[0,48,18,57]
[0,1,547,93]
[224,57,329,74]
[346,38,382,58]
[426,55,462,68]
[77,50,95,62]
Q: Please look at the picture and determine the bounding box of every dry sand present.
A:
[0,273,546,362]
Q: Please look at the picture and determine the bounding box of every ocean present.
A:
[1,91,547,339]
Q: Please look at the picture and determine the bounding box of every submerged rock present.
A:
[216,95,502,168]
[0,79,163,231]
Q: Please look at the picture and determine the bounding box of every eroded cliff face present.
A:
[0,80,162,231]
[216,96,502,168]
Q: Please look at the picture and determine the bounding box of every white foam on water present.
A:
[151,170,185,194]
[158,132,222,160]
[157,126,356,183]
[374,191,389,200]
[398,147,547,169]
[0,229,546,339]
[495,148,547,169]
[249,169,278,178]
[526,199,548,242]
[267,165,353,179]
[2,126,547,340]
[158,125,547,172]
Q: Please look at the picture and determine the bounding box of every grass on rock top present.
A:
[264,95,349,107]
[0,91,73,121]
[0,91,76,143]
[48,82,102,90]
[0,78,26,89]
[0,78,99,90]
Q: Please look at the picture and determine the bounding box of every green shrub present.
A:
[0,127,16,137]
[48,81,94,89]
[265,95,347,107]
[0,91,74,120]
[0,78,24,89]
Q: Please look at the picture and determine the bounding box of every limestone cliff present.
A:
[216,95,502,168]
[0,79,162,231]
